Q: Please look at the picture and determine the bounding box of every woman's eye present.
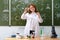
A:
[30,7,34,9]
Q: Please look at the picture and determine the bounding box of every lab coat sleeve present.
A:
[38,16,43,23]
[21,13,28,19]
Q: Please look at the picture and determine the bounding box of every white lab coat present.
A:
[21,12,43,37]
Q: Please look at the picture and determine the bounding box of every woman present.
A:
[21,4,43,37]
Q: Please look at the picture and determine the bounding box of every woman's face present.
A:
[29,5,35,12]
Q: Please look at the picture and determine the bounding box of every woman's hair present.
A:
[27,4,38,14]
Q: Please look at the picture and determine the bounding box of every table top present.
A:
[5,36,60,40]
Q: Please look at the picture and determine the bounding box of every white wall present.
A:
[0,26,60,40]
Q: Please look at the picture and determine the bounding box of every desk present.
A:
[5,37,60,40]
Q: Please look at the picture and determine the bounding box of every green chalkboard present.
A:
[54,0,60,26]
[0,0,60,26]
[11,0,52,26]
[0,0,9,26]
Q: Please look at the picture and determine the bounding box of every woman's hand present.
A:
[24,7,29,14]
[36,12,41,18]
